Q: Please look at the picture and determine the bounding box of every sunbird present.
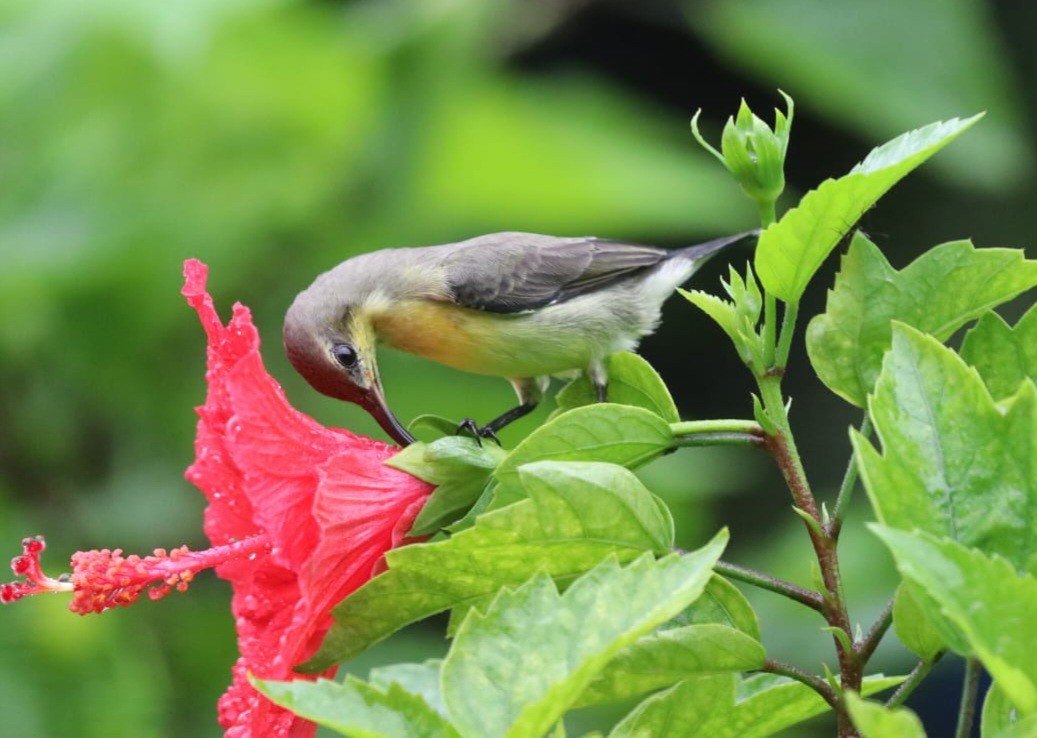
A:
[284,231,756,445]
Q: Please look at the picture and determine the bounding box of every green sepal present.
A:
[305,460,677,670]
[387,436,506,536]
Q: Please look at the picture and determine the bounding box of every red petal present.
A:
[181,259,433,738]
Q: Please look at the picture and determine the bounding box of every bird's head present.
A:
[283,293,415,446]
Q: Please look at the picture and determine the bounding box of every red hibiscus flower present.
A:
[2,259,434,738]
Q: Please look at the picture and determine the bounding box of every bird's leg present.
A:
[457,377,546,444]
[588,360,608,403]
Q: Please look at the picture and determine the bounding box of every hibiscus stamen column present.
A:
[2,534,272,613]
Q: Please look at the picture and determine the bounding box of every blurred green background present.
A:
[1,0,1031,735]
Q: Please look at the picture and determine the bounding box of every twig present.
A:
[761,658,840,710]
[758,377,858,735]
[715,560,824,612]
[829,415,872,538]
[955,658,982,738]
[886,653,943,708]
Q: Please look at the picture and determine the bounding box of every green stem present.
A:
[759,379,821,521]
[955,658,982,738]
[670,419,764,436]
[673,432,762,447]
[774,300,799,369]
[829,415,872,538]
[757,199,777,228]
[715,560,824,612]
[761,658,839,710]
[759,376,858,703]
[763,293,778,368]
[671,419,765,448]
[887,654,942,708]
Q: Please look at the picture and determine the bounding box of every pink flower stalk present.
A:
[2,259,435,738]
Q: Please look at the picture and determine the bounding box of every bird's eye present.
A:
[331,343,358,369]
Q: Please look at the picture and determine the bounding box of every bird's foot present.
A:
[456,418,501,446]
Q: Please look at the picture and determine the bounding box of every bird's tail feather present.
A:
[675,229,761,263]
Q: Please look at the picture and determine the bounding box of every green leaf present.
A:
[408,414,465,440]
[306,460,677,670]
[677,574,762,641]
[553,353,680,423]
[983,683,1037,738]
[388,436,506,536]
[608,673,903,738]
[846,693,927,738]
[369,660,448,720]
[892,583,947,662]
[855,324,1037,574]
[518,461,676,554]
[873,526,1037,714]
[440,535,727,738]
[253,676,461,738]
[492,404,674,508]
[681,264,767,372]
[575,624,765,708]
[806,233,1037,406]
[444,460,680,636]
[754,115,981,302]
[961,304,1037,400]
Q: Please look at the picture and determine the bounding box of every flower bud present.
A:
[693,91,793,217]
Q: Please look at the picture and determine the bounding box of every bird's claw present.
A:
[456,418,501,446]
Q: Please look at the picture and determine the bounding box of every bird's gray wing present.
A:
[441,232,669,313]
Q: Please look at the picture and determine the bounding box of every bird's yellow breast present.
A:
[367,298,603,378]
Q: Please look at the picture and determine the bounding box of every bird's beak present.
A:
[360,379,415,446]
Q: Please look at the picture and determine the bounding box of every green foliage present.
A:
[553,353,680,423]
[754,115,980,302]
[7,10,1035,730]
[254,676,460,738]
[807,234,1037,406]
[874,527,1037,715]
[491,404,675,508]
[961,305,1037,400]
[681,265,766,373]
[983,684,1037,738]
[388,437,506,536]
[370,661,450,720]
[440,545,724,738]
[307,461,677,669]
[845,693,926,738]
[265,539,727,738]
[855,325,1037,574]
[891,584,946,662]
[681,574,762,639]
[574,623,765,708]
[608,673,902,738]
